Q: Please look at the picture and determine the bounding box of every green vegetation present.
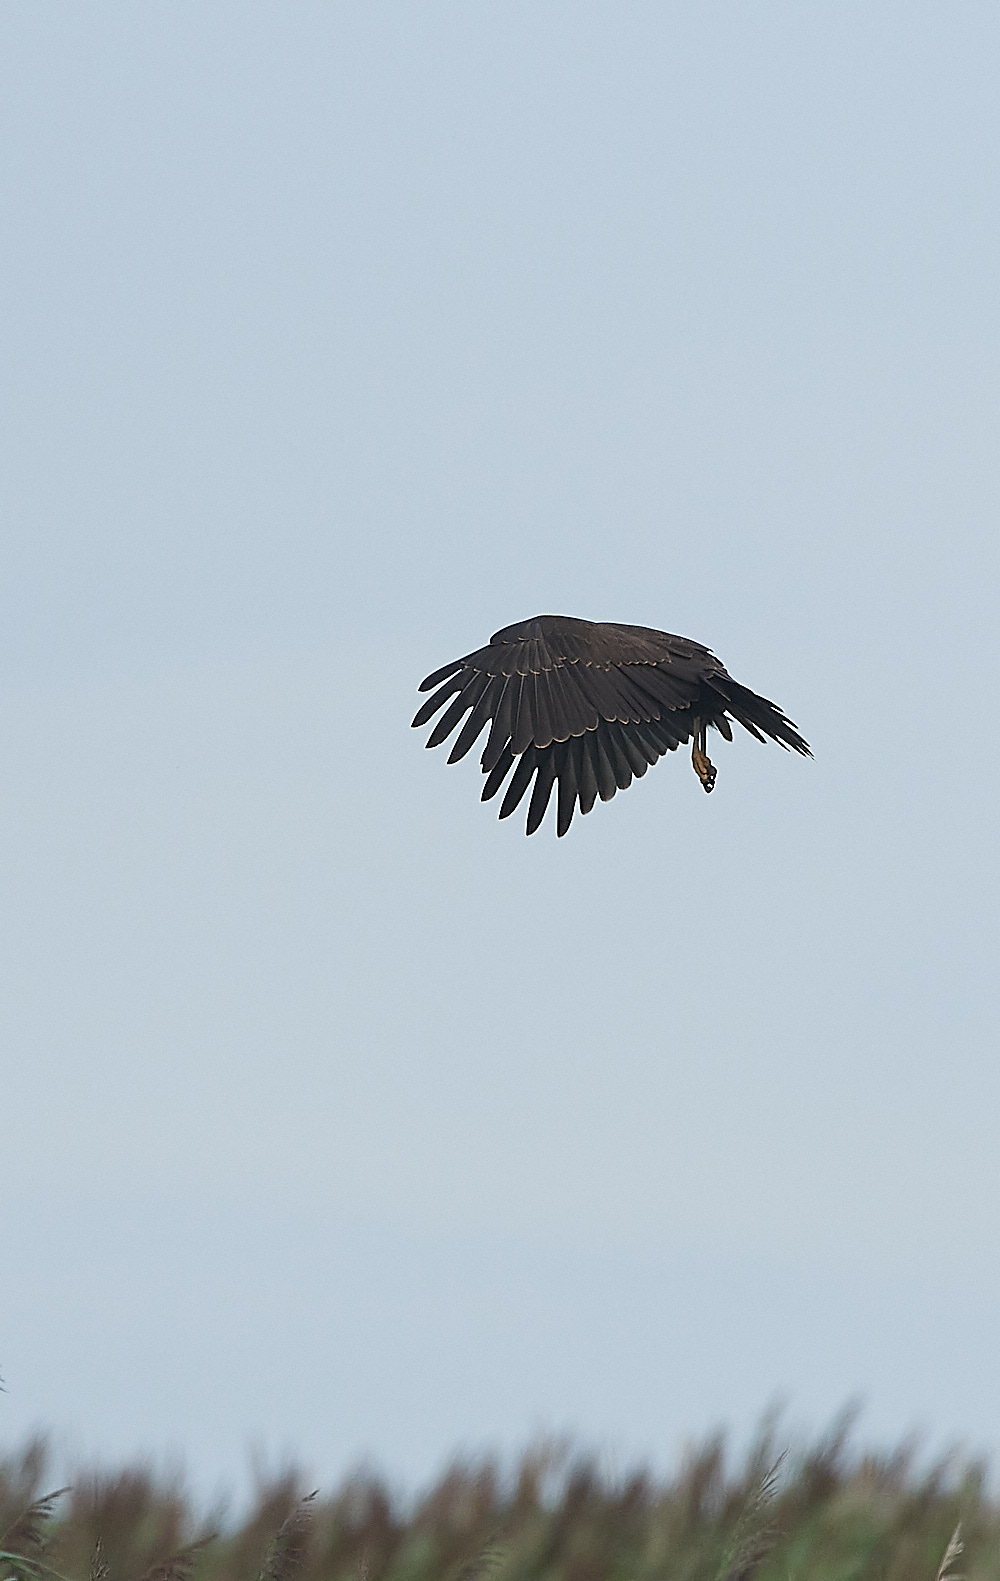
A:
[1,1422,995,1581]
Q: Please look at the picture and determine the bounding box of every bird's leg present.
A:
[691,720,717,793]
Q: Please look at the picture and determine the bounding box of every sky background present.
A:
[2,1,999,1502]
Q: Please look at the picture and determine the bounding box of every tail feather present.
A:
[709,676,812,756]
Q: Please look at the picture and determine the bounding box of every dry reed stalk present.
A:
[2,1491,72,1558]
[935,1525,964,1581]
[714,1456,785,1581]
[1,1490,71,1581]
[87,1540,108,1581]
[448,1536,505,1581]
[139,1534,217,1581]
[256,1492,318,1581]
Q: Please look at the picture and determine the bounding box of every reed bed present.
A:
[2,1422,997,1581]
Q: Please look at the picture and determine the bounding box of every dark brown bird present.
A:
[413,614,811,836]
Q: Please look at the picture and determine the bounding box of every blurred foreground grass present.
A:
[2,1423,997,1581]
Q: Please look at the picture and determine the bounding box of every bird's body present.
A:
[413,614,810,836]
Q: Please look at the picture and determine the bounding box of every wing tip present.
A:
[418,658,464,692]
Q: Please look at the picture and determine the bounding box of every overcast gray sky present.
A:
[3,2,999,1498]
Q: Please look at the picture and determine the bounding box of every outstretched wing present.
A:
[413,615,809,836]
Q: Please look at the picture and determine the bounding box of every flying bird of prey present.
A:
[413,614,811,837]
